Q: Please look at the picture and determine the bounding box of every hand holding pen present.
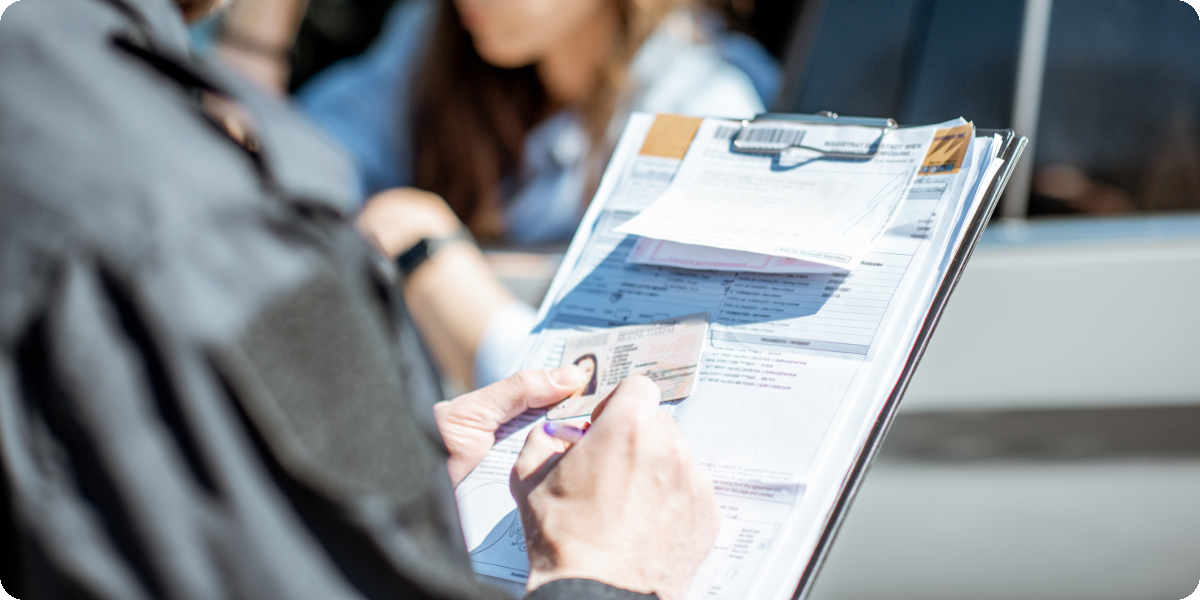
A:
[512,376,718,599]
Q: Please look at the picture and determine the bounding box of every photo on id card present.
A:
[547,313,708,420]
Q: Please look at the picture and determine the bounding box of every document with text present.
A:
[455,113,1021,599]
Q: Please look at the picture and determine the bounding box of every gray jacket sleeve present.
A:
[0,254,653,600]
[0,1,661,597]
[529,580,658,599]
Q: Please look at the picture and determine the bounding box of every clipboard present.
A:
[466,110,1026,600]
[735,112,1028,600]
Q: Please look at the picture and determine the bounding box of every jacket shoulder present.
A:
[0,0,122,51]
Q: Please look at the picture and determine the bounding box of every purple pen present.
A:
[542,421,587,443]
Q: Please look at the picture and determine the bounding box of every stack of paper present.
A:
[455,113,1014,600]
[620,117,979,271]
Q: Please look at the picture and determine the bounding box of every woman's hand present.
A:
[434,367,588,485]
[357,188,463,258]
[358,187,518,389]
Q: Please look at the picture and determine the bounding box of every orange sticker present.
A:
[639,114,704,160]
[920,123,973,175]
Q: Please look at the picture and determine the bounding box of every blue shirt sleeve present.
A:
[294,1,433,203]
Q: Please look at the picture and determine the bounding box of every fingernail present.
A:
[550,365,587,389]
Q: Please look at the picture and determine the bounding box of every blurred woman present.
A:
[298,0,774,244]
[294,0,773,387]
[214,0,775,387]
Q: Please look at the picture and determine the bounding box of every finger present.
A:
[586,375,661,437]
[691,469,720,539]
[512,422,569,483]
[453,367,588,428]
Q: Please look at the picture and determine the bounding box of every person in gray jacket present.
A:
[0,0,717,598]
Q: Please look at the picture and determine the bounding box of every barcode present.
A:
[713,124,740,139]
[735,126,805,148]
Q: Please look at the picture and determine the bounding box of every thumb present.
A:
[458,367,588,426]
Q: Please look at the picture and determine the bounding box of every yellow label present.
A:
[920,123,973,175]
[639,114,704,160]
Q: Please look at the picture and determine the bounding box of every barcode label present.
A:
[713,124,740,140]
[735,126,806,148]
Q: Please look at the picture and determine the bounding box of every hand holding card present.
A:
[546,313,708,420]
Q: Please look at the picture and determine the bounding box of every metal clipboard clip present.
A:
[731,110,898,161]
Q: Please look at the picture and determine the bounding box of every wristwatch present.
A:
[394,227,475,277]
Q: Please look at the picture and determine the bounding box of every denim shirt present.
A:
[296,1,777,246]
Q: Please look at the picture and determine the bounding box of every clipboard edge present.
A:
[789,130,1029,600]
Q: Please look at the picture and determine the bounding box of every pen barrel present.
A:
[543,421,587,443]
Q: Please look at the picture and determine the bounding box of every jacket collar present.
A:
[104,0,358,216]
[102,0,192,56]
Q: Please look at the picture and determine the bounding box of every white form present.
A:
[625,238,843,274]
[627,122,986,277]
[455,114,1002,599]
[616,119,952,268]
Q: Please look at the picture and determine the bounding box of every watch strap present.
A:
[395,227,474,277]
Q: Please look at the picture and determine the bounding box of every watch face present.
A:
[397,238,432,276]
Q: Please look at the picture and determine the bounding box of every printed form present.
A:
[618,119,938,268]
[455,113,1002,599]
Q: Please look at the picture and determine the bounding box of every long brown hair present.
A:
[410,0,681,240]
